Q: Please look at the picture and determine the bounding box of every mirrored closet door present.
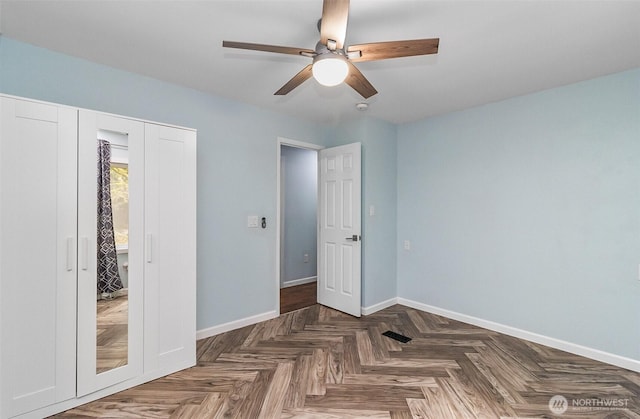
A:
[76,111,144,396]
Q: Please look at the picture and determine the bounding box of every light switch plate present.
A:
[247,215,259,228]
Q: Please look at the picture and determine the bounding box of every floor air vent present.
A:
[382,330,412,343]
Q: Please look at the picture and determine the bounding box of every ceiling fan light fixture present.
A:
[312,54,349,87]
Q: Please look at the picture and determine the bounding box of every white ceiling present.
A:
[1,1,639,125]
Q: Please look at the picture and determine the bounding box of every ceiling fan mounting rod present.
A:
[314,41,345,57]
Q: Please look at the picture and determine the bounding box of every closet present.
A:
[0,95,196,418]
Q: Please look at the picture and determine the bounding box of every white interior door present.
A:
[317,142,361,317]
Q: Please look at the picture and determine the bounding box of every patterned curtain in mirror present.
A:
[97,139,124,297]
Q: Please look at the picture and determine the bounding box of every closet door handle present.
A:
[146,234,153,263]
[66,237,74,271]
[80,237,89,270]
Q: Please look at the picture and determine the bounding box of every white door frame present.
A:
[275,137,323,314]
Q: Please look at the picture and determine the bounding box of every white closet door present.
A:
[144,123,196,373]
[0,98,77,418]
[76,111,145,396]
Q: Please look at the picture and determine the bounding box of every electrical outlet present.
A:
[304,253,309,263]
[404,240,411,250]
[369,205,375,216]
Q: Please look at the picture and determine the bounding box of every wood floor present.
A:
[96,294,128,374]
[280,281,317,314]
[55,304,640,418]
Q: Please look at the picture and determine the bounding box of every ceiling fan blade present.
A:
[274,64,314,95]
[345,62,377,99]
[347,38,439,62]
[223,41,316,57]
[320,0,349,50]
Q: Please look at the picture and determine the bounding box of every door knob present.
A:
[345,235,359,242]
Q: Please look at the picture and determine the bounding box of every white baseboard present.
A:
[197,297,640,373]
[362,297,398,315]
[281,276,317,289]
[196,310,278,340]
[397,298,640,373]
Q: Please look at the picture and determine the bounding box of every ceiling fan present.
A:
[222,0,439,99]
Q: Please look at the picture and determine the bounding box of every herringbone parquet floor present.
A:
[96,294,128,374]
[56,304,640,418]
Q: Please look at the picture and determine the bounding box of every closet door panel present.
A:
[144,124,196,373]
[0,98,77,418]
[77,111,144,397]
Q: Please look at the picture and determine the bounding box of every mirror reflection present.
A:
[96,130,129,374]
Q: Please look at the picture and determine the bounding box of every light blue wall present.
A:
[397,69,640,359]
[281,145,317,285]
[0,36,329,330]
[327,117,398,308]
[6,35,635,363]
[0,36,398,329]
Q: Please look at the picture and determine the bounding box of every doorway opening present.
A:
[276,138,323,314]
